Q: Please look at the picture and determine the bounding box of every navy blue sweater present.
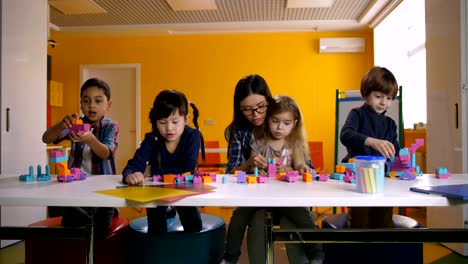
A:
[122,126,200,181]
[340,103,399,162]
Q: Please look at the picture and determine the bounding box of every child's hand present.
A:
[248,154,267,171]
[299,166,313,174]
[125,172,146,185]
[69,130,94,144]
[364,137,395,159]
[61,113,80,129]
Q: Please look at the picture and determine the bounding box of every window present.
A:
[374,0,426,128]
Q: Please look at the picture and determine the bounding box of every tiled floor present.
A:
[1,207,468,264]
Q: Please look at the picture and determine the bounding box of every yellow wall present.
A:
[48,30,373,171]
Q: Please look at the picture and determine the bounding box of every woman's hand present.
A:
[124,172,146,185]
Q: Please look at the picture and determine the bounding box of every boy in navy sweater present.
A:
[340,66,400,228]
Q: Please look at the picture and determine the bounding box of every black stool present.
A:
[322,213,423,264]
[128,213,225,264]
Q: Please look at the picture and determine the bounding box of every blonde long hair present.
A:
[265,95,310,166]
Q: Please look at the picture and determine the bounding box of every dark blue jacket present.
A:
[340,103,399,162]
[122,126,200,181]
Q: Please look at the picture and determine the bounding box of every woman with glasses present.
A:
[222,74,313,264]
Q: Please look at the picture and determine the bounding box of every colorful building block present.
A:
[316,174,329,181]
[184,174,194,182]
[257,176,267,183]
[163,174,175,183]
[19,165,35,182]
[330,173,345,181]
[193,175,202,184]
[37,165,51,181]
[246,176,257,184]
[267,163,276,178]
[152,175,162,182]
[202,176,212,183]
[302,173,312,182]
[237,171,246,183]
[70,119,91,134]
[435,167,451,179]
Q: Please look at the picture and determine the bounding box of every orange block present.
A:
[335,165,346,173]
[56,162,70,176]
[73,119,83,125]
[202,176,212,183]
[163,174,175,183]
[302,173,312,182]
[276,172,286,180]
[246,176,257,184]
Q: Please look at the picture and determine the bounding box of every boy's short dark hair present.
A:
[80,78,111,100]
[360,66,399,99]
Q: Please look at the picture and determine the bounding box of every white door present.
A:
[80,65,141,174]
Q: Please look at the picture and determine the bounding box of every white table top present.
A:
[0,174,467,208]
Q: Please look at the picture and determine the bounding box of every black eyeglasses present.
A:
[240,103,268,116]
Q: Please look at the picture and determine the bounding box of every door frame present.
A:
[79,63,141,147]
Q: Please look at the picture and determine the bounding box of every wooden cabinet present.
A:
[425,0,468,256]
[403,129,426,173]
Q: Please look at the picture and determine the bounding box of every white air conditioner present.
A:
[319,38,365,53]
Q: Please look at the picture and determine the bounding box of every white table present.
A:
[0,173,467,207]
[1,174,468,264]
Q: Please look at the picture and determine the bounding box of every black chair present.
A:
[322,213,423,264]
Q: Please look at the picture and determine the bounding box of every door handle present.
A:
[6,108,10,132]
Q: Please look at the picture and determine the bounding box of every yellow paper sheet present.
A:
[96,186,196,203]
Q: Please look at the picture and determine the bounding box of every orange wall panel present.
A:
[48,30,373,171]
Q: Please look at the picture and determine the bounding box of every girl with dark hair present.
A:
[122,89,204,234]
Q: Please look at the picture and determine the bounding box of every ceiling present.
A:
[48,0,402,36]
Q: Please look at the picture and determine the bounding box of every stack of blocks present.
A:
[387,139,424,180]
[49,150,86,182]
[70,118,91,134]
[435,167,451,179]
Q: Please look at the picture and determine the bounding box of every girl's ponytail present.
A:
[190,102,206,163]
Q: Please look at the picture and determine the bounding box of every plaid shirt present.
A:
[226,124,314,173]
[56,116,119,175]
[226,125,254,174]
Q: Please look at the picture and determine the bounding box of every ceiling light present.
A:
[48,0,106,15]
[166,0,217,11]
[287,0,336,8]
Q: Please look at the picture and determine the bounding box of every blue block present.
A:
[50,156,67,163]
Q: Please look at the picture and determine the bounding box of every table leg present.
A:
[265,210,273,264]
[87,209,95,264]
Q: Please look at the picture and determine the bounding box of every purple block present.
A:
[57,175,74,182]
[237,171,246,183]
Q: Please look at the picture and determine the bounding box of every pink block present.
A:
[49,151,62,158]
[257,176,268,183]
